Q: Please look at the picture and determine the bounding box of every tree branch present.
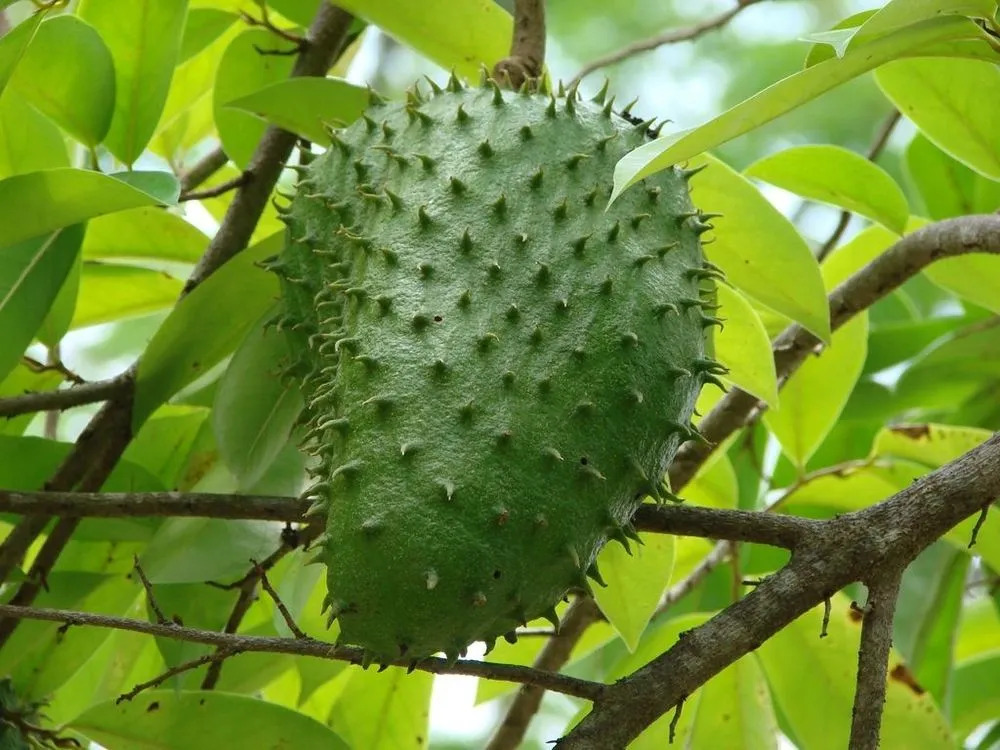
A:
[493,0,546,89]
[0,376,129,419]
[569,0,768,88]
[849,572,903,750]
[669,213,1000,490]
[0,604,604,702]
[178,146,229,194]
[632,504,816,549]
[559,433,1000,747]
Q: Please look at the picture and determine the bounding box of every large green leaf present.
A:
[327,667,432,750]
[0,365,62,436]
[758,595,954,749]
[82,207,208,264]
[213,29,296,168]
[683,655,778,749]
[952,652,1000,740]
[0,11,43,94]
[713,283,778,407]
[133,231,282,427]
[36,248,82,347]
[0,169,173,248]
[72,263,184,329]
[334,0,510,81]
[905,133,1000,219]
[592,531,674,652]
[78,0,189,165]
[122,405,209,488]
[924,254,1000,314]
[0,225,83,382]
[8,15,115,146]
[0,91,69,178]
[69,690,348,750]
[224,76,369,144]
[872,422,994,468]
[876,57,1000,180]
[744,144,909,233]
[178,7,237,62]
[611,15,986,199]
[686,153,830,341]
[140,517,279,583]
[213,312,303,490]
[848,0,998,49]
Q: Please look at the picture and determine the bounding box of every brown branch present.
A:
[118,648,240,703]
[254,558,307,639]
[178,146,229,193]
[558,432,1000,747]
[849,572,903,750]
[669,213,1000,491]
[485,598,602,750]
[0,603,604,701]
[0,375,128,419]
[132,556,169,625]
[21,354,85,384]
[632,504,816,549]
[569,0,768,88]
[179,172,250,202]
[816,109,902,261]
[493,0,546,89]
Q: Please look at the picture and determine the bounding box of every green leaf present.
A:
[140,517,279,583]
[69,690,349,750]
[955,597,1000,662]
[872,422,993,467]
[333,0,510,81]
[36,247,82,346]
[592,531,674,651]
[952,653,1000,740]
[133,231,282,427]
[0,11,43,94]
[213,29,296,168]
[848,0,998,50]
[803,11,877,67]
[82,207,208,264]
[876,57,1000,180]
[111,170,181,205]
[744,144,910,233]
[123,405,209,488]
[0,365,62,436]
[78,0,189,165]
[9,15,115,146]
[906,133,1000,219]
[0,169,172,248]
[925,254,1000,313]
[0,91,69,178]
[327,667,432,750]
[687,153,830,342]
[611,15,985,199]
[225,76,369,144]
[214,312,303,490]
[179,8,237,62]
[72,263,184,330]
[764,313,868,468]
[683,655,778,749]
[0,225,82,381]
[758,595,954,750]
[713,283,778,407]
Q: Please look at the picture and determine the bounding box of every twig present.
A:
[117,648,240,703]
[484,598,602,750]
[179,172,250,202]
[179,146,229,193]
[821,597,832,638]
[849,572,903,750]
[21,355,84,384]
[253,558,306,639]
[816,110,901,261]
[0,375,128,419]
[43,345,61,439]
[668,697,685,743]
[968,503,990,548]
[132,556,169,625]
[569,1,768,88]
[493,0,546,89]
[240,2,304,47]
[0,604,605,701]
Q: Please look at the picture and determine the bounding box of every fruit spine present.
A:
[268,74,723,665]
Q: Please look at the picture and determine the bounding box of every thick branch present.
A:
[0,376,128,419]
[669,213,1000,490]
[633,504,816,549]
[569,1,767,88]
[493,0,546,89]
[559,432,1000,747]
[0,604,603,702]
[849,572,903,750]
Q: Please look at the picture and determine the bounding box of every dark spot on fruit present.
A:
[493,569,502,579]
[580,457,588,465]
[433,315,443,322]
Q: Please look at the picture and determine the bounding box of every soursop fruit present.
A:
[269,76,723,664]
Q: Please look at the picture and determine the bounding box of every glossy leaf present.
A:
[213,29,296,168]
[36,248,82,347]
[328,667,432,750]
[133,231,282,427]
[758,595,954,749]
[82,207,208,264]
[69,690,348,750]
[906,133,1000,219]
[593,530,675,651]
[687,153,830,341]
[713,283,778,407]
[0,169,171,248]
[872,422,993,469]
[0,91,69,178]
[765,314,868,468]
[744,144,909,233]
[72,263,184,330]
[848,0,998,49]
[334,0,510,80]
[876,57,1000,180]
[925,254,1000,313]
[78,0,188,164]
[224,76,369,144]
[9,15,115,146]
[140,517,279,583]
[684,655,778,749]
[611,16,984,199]
[178,8,237,62]
[0,225,83,381]
[0,12,43,94]
[123,406,209,489]
[214,312,303,490]
[803,11,877,67]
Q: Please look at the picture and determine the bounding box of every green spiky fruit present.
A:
[270,77,721,663]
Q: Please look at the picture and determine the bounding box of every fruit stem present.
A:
[493,0,546,89]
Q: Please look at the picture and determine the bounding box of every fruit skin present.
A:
[270,77,721,664]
